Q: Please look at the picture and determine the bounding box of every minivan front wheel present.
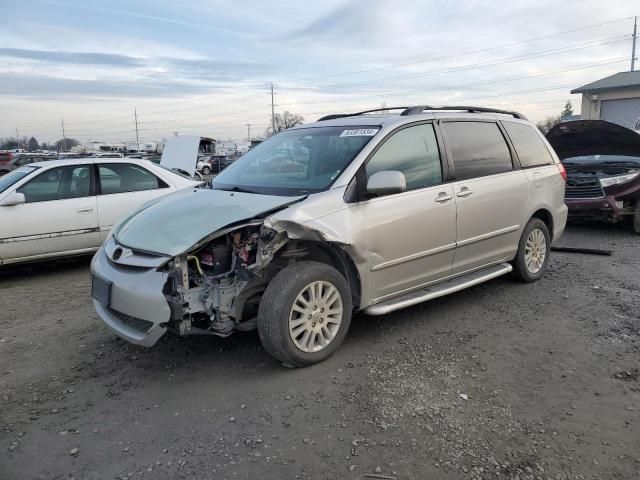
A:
[258,261,352,367]
[512,218,550,282]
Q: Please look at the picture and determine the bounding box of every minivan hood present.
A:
[114,188,304,256]
[546,120,640,160]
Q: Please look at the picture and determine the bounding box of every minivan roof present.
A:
[298,111,531,130]
[293,104,529,130]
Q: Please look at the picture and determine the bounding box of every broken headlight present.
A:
[599,171,640,188]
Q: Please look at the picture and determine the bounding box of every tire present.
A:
[258,261,352,367]
[633,201,640,235]
[512,218,551,283]
[201,166,211,175]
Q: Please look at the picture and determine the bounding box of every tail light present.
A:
[557,163,567,182]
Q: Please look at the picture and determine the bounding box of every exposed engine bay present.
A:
[162,223,305,338]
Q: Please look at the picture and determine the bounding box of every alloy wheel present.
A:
[288,281,343,353]
[525,228,547,274]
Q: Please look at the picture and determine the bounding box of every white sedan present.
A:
[0,157,199,265]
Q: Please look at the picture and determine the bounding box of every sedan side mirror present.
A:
[366,171,407,196]
[0,192,26,206]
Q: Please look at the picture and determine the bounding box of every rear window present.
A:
[99,163,167,194]
[442,122,513,180]
[503,121,555,168]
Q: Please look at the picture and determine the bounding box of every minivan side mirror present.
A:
[366,171,407,196]
[0,191,26,206]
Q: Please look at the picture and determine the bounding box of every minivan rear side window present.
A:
[503,121,554,168]
[443,121,513,181]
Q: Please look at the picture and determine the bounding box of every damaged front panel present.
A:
[161,187,372,339]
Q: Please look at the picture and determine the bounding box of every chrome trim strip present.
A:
[456,225,519,248]
[371,243,456,272]
[0,227,100,244]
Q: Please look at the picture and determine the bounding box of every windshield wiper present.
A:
[214,185,258,194]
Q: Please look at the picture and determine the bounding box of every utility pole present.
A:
[15,127,19,148]
[61,120,67,152]
[246,123,251,142]
[134,108,140,143]
[270,82,276,136]
[632,16,638,72]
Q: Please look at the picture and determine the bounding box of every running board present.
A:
[365,263,513,316]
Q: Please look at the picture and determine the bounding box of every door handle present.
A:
[457,188,473,197]
[76,208,93,213]
[435,192,453,203]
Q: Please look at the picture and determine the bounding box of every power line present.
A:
[61,120,67,151]
[277,57,627,108]
[284,35,630,92]
[289,16,634,82]
[134,108,139,143]
[632,16,638,71]
[292,84,579,119]
[270,82,276,135]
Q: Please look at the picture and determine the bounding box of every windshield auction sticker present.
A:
[339,128,379,137]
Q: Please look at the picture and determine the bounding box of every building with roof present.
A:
[572,71,640,129]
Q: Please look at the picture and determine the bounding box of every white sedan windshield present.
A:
[0,166,38,194]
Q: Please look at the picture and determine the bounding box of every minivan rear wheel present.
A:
[512,218,550,282]
[258,261,352,367]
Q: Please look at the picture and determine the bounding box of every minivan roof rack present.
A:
[401,105,527,120]
[316,105,527,122]
[317,107,409,122]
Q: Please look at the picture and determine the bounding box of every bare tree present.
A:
[55,138,80,151]
[536,100,576,134]
[536,116,561,134]
[264,111,304,137]
[0,138,19,149]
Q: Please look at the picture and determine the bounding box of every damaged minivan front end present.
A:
[91,188,311,346]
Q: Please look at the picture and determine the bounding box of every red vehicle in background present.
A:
[0,151,13,175]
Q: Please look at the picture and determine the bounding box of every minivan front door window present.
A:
[365,123,442,191]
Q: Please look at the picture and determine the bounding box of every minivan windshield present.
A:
[212,126,379,195]
[0,166,38,194]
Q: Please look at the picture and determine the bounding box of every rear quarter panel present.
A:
[522,164,567,242]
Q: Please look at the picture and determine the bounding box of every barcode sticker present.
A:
[339,129,379,137]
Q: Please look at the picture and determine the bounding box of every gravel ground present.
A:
[1,223,639,480]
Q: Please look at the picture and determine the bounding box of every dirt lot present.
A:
[1,224,639,480]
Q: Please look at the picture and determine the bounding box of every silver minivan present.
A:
[91,106,568,367]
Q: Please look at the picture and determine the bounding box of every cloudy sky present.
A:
[0,0,637,144]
